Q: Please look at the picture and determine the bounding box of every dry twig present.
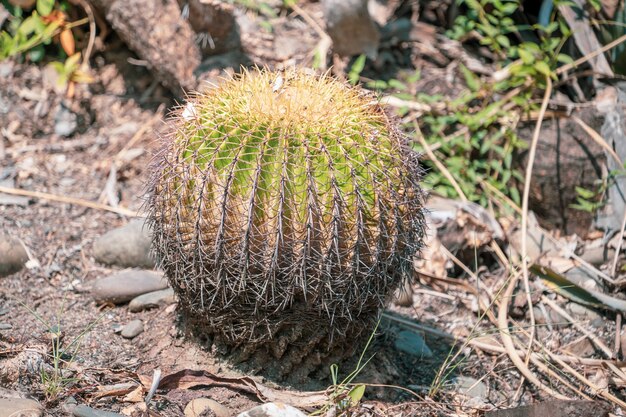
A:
[0,185,138,217]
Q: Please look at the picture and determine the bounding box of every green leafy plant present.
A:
[47,51,94,96]
[348,54,366,85]
[0,0,85,61]
[313,321,379,416]
[570,163,626,212]
[403,0,575,207]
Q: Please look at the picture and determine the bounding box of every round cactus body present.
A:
[148,68,425,377]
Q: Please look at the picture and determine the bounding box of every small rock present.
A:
[0,235,29,278]
[0,398,43,417]
[566,302,602,322]
[121,320,144,339]
[581,239,615,266]
[91,270,168,304]
[237,402,307,417]
[532,306,565,327]
[54,103,78,137]
[185,397,231,417]
[394,330,433,358]
[0,323,12,330]
[0,178,30,206]
[454,376,488,400]
[73,404,125,417]
[92,219,155,269]
[129,288,176,312]
[61,397,78,414]
[565,267,599,291]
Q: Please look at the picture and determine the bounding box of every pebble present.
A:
[532,306,566,328]
[0,178,30,206]
[0,398,43,417]
[129,288,176,312]
[121,320,144,339]
[454,376,488,400]
[0,323,12,330]
[73,405,124,417]
[54,103,78,137]
[184,397,231,417]
[61,397,78,414]
[0,235,29,278]
[566,302,602,322]
[565,267,599,291]
[91,270,168,304]
[394,330,433,358]
[581,239,615,266]
[92,219,155,269]
[237,402,307,417]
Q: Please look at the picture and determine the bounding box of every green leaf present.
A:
[500,3,518,14]
[534,60,552,77]
[18,14,43,36]
[37,0,55,16]
[64,52,81,72]
[556,53,574,64]
[518,48,534,64]
[387,79,407,91]
[348,54,367,85]
[496,35,510,49]
[575,186,595,199]
[348,384,366,406]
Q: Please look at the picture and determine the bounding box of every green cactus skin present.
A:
[147,68,425,379]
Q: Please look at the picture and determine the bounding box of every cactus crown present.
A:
[148,68,425,365]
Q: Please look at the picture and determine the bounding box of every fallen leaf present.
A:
[531,264,626,312]
[155,369,327,408]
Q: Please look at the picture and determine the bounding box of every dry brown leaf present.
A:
[155,369,327,408]
[123,385,145,403]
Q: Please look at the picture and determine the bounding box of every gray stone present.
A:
[581,240,615,266]
[93,220,155,269]
[566,302,603,322]
[565,267,599,291]
[184,397,231,417]
[0,323,12,330]
[394,330,433,358]
[54,103,78,137]
[454,376,488,400]
[91,270,168,304]
[532,306,567,328]
[0,179,30,206]
[0,398,43,417]
[121,320,144,339]
[73,405,124,417]
[129,288,175,312]
[0,235,29,278]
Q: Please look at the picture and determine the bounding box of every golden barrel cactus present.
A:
[147,68,425,378]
